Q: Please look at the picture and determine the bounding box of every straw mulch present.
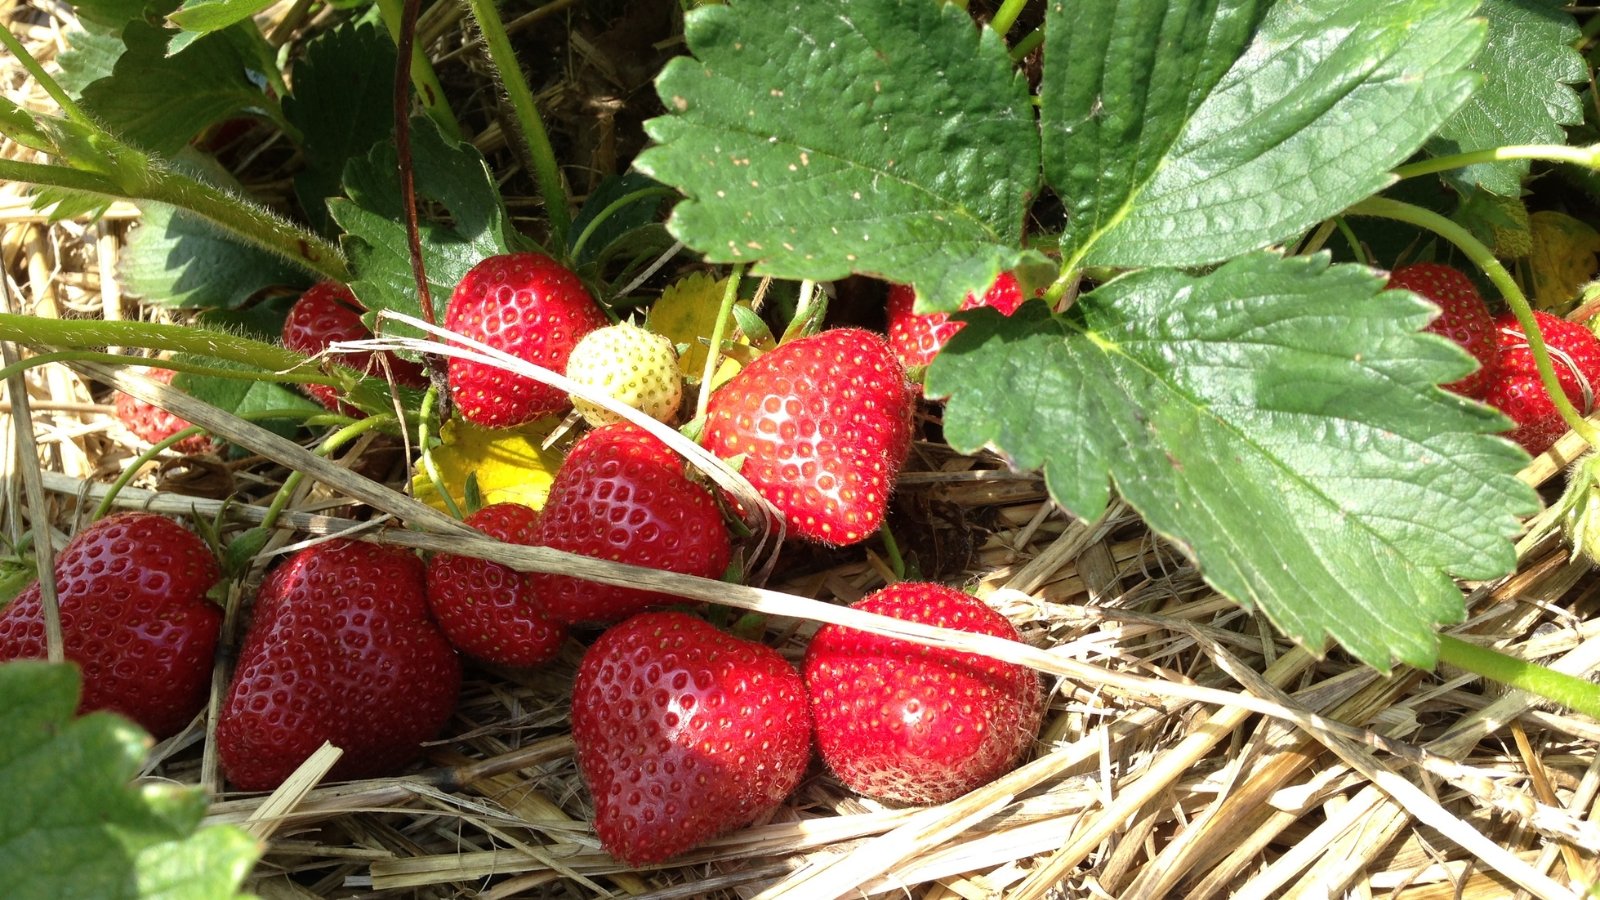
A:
[4,2,1599,898]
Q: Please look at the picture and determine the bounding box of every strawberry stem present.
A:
[1348,196,1600,451]
[260,414,398,531]
[373,0,464,141]
[696,264,745,421]
[1392,144,1600,182]
[1436,634,1600,720]
[461,0,572,248]
[0,315,345,388]
[416,386,465,520]
[569,186,678,263]
[989,0,1028,39]
[1009,26,1044,62]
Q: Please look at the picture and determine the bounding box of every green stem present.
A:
[1334,216,1368,267]
[569,187,678,261]
[696,264,744,421]
[878,522,905,581]
[93,426,210,520]
[0,158,349,283]
[988,0,1028,40]
[0,315,328,377]
[0,27,90,125]
[462,0,572,248]
[261,414,396,530]
[1436,634,1600,720]
[1348,196,1600,450]
[1393,144,1600,181]
[416,386,464,519]
[374,0,464,141]
[1009,25,1044,61]
[0,349,336,388]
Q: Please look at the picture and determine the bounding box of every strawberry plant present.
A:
[3,0,1600,892]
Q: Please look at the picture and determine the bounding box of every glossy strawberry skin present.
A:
[0,512,221,739]
[1386,263,1498,398]
[426,503,566,667]
[702,327,914,546]
[1484,310,1600,456]
[216,539,461,791]
[445,253,609,428]
[886,272,1028,371]
[571,611,811,866]
[114,367,219,455]
[530,423,730,625]
[282,281,427,412]
[803,582,1042,806]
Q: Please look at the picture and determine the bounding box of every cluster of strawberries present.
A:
[1390,262,1600,456]
[9,254,1049,866]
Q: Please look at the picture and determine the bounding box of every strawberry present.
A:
[282,281,427,412]
[570,611,811,865]
[702,327,914,545]
[1386,263,1499,398]
[564,321,684,427]
[1483,310,1600,456]
[445,252,609,428]
[113,367,219,454]
[530,423,730,624]
[216,539,461,791]
[426,503,566,667]
[886,271,1029,372]
[803,582,1042,805]
[0,512,221,739]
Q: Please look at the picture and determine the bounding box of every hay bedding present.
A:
[3,2,1599,898]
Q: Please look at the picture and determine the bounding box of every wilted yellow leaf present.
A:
[646,271,751,381]
[1529,211,1600,315]
[412,417,565,514]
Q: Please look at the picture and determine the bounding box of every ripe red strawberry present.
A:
[445,252,609,428]
[0,512,221,739]
[530,423,730,624]
[113,367,219,455]
[282,281,427,412]
[216,539,461,791]
[803,582,1042,805]
[571,611,811,865]
[1484,310,1600,456]
[886,271,1028,371]
[702,327,914,545]
[426,503,566,667]
[1386,263,1499,398]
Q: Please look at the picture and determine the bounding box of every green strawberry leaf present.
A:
[170,357,321,440]
[926,253,1537,669]
[55,28,125,95]
[328,116,512,345]
[1425,0,1586,197]
[634,0,1048,312]
[1047,0,1485,269]
[78,21,275,156]
[0,661,258,899]
[166,0,275,35]
[282,23,398,235]
[1040,0,1269,265]
[122,200,311,309]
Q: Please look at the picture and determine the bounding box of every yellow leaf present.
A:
[646,272,749,380]
[412,417,565,514]
[1529,211,1600,315]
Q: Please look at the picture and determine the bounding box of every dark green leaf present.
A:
[170,359,321,440]
[328,116,511,343]
[70,0,182,32]
[927,253,1536,669]
[122,202,311,309]
[635,0,1048,311]
[1053,0,1484,268]
[569,172,670,268]
[282,23,398,235]
[55,29,125,95]
[1426,0,1586,197]
[79,21,273,155]
[1041,0,1268,264]
[0,661,257,899]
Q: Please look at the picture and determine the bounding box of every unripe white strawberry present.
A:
[565,322,684,426]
